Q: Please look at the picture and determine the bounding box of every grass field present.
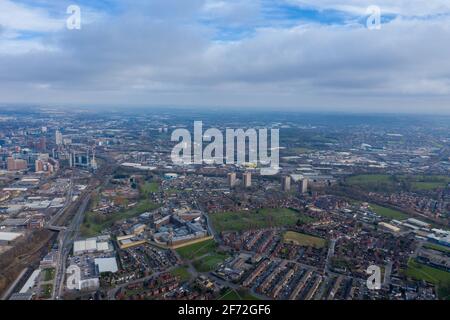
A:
[283,231,326,248]
[424,243,450,254]
[210,208,314,233]
[41,284,53,299]
[81,200,159,237]
[369,203,409,220]
[42,268,55,282]
[347,174,392,185]
[412,182,447,190]
[193,253,228,272]
[219,289,260,300]
[405,259,450,285]
[219,289,241,300]
[176,239,217,260]
[140,182,159,197]
[408,175,450,190]
[171,266,191,282]
[346,174,450,192]
[175,239,228,272]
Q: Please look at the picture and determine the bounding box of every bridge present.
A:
[46,225,67,232]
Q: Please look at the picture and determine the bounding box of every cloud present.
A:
[286,0,450,16]
[201,0,261,25]
[0,0,62,32]
[1,0,450,113]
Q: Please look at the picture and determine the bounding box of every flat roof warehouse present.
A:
[0,231,23,241]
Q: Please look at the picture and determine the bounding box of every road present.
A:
[383,261,393,288]
[324,238,337,275]
[52,194,91,300]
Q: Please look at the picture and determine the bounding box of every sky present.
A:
[1,0,450,113]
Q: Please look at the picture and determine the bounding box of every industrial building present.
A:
[95,257,119,274]
[73,236,113,255]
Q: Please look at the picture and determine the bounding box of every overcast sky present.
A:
[1,0,450,113]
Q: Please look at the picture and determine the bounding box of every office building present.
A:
[228,172,237,188]
[299,178,308,194]
[282,176,291,192]
[55,130,63,146]
[35,159,44,172]
[7,157,27,171]
[243,172,252,188]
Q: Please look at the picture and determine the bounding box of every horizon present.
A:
[2,104,450,117]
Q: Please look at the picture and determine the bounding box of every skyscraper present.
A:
[55,130,63,146]
[282,176,291,192]
[37,136,46,152]
[243,172,252,188]
[299,178,308,194]
[91,148,98,170]
[228,172,236,188]
[35,159,44,172]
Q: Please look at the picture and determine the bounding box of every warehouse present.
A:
[0,231,23,244]
[73,237,112,255]
[95,257,119,274]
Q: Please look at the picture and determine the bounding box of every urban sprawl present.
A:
[0,108,449,301]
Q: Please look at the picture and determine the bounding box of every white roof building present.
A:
[20,269,41,294]
[96,242,109,251]
[95,257,118,273]
[73,238,111,255]
[85,239,97,251]
[0,232,23,241]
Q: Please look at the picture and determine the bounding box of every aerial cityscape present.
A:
[1,0,450,307]
[0,108,449,301]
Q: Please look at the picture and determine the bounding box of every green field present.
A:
[219,289,241,300]
[140,182,159,197]
[346,174,450,192]
[219,289,260,301]
[210,208,314,233]
[405,259,450,285]
[347,174,392,185]
[170,266,191,282]
[193,253,229,272]
[369,203,409,220]
[81,200,159,237]
[176,239,217,260]
[424,243,450,254]
[41,284,53,299]
[283,231,326,248]
[408,175,450,190]
[175,239,228,272]
[411,182,447,190]
[42,268,55,282]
